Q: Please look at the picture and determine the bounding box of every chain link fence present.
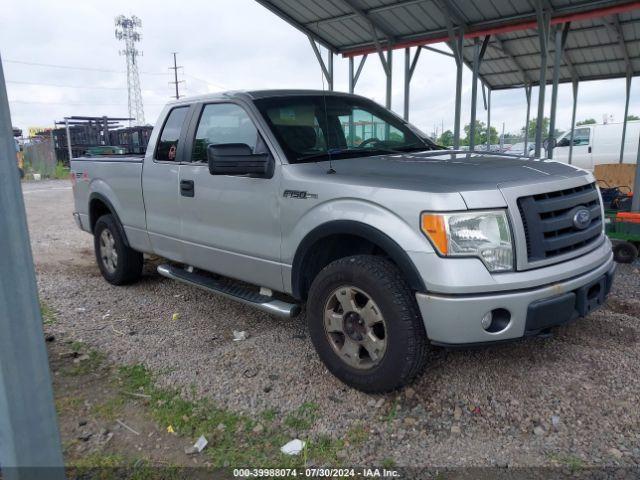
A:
[22,138,59,177]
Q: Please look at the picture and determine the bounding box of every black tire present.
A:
[613,241,638,264]
[93,214,143,285]
[307,255,428,393]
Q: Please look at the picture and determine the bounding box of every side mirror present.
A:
[207,143,272,177]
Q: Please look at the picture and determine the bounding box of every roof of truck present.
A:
[167,89,362,106]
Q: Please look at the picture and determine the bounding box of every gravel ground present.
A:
[28,179,640,467]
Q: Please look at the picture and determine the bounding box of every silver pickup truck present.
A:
[71,90,615,392]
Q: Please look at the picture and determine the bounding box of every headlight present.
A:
[421,210,514,272]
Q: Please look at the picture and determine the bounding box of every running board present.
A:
[157,264,301,318]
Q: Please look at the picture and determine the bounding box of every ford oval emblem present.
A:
[573,208,591,230]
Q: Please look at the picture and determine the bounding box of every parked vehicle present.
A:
[71,90,615,392]
[506,141,535,157]
[553,121,640,170]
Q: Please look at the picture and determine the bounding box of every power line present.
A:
[6,80,126,90]
[9,100,165,106]
[2,59,167,76]
[183,73,226,90]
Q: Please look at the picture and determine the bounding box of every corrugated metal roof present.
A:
[255,0,640,90]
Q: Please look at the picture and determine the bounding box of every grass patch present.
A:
[549,453,585,472]
[116,365,343,468]
[41,301,57,325]
[385,399,399,424]
[53,162,70,180]
[284,402,320,431]
[345,424,368,445]
[381,457,396,469]
[92,395,126,421]
[62,341,105,377]
[68,452,180,480]
[55,395,82,414]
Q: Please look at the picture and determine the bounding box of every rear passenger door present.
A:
[178,101,283,291]
[142,105,192,262]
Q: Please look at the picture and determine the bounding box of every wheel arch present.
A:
[88,192,130,247]
[291,220,426,300]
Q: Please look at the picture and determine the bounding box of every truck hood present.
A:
[286,151,591,209]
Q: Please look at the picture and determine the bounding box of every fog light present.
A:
[481,308,511,333]
[481,311,493,330]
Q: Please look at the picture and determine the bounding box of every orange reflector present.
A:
[421,214,448,255]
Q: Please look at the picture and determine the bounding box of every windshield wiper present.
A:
[297,148,352,163]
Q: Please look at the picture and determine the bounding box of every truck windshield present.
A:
[254,95,438,164]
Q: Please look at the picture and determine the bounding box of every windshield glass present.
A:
[253,95,436,164]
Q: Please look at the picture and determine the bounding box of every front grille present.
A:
[517,183,602,263]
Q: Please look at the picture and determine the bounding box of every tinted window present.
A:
[254,95,432,164]
[192,103,261,162]
[155,106,189,161]
[573,128,591,146]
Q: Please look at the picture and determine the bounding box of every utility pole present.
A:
[169,52,184,99]
[0,53,65,480]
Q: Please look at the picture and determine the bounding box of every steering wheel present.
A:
[358,137,381,148]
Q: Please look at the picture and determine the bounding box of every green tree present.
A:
[576,118,596,126]
[437,130,454,147]
[627,114,640,121]
[522,117,550,140]
[463,121,499,146]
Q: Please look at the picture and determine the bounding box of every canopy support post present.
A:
[524,84,532,154]
[569,79,579,165]
[308,36,333,90]
[348,54,367,94]
[535,1,551,158]
[620,73,632,163]
[403,47,422,121]
[469,36,489,150]
[443,14,464,150]
[486,86,492,150]
[632,131,640,212]
[549,23,569,159]
[384,49,393,110]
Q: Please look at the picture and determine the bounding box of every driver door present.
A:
[178,102,283,291]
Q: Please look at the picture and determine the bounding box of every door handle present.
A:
[588,146,592,153]
[180,179,194,197]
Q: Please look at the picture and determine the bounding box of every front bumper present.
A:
[415,253,616,345]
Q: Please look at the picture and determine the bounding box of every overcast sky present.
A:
[2,0,639,137]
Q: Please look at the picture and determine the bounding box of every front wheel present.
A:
[307,255,428,392]
[93,214,143,285]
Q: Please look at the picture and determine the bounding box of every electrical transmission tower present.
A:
[115,15,145,125]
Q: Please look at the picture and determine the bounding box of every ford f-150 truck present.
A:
[71,90,615,392]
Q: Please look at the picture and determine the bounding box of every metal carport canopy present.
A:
[255,0,640,89]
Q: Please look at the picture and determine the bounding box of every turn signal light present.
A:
[420,214,448,255]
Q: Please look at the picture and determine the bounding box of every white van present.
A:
[552,121,640,170]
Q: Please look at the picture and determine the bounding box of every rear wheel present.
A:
[94,214,143,285]
[307,255,428,392]
[613,241,638,264]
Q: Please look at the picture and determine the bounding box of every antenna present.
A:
[169,52,184,99]
[115,15,145,126]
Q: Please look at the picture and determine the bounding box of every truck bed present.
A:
[70,156,147,251]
